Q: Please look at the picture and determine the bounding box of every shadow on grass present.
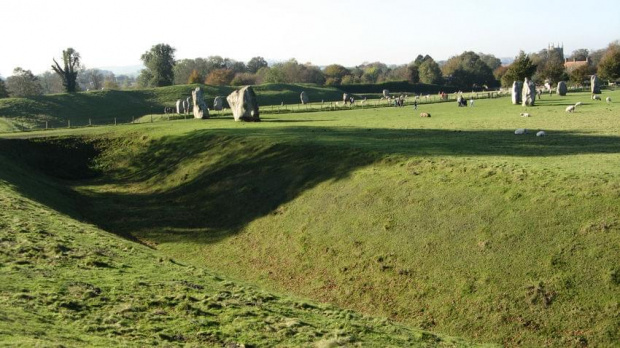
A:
[2,126,620,245]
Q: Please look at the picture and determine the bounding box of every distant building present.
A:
[564,57,590,73]
[547,43,564,60]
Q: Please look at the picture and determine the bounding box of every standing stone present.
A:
[300,91,309,104]
[185,97,191,114]
[382,89,390,98]
[511,81,523,105]
[176,99,183,114]
[556,81,568,96]
[192,87,209,119]
[226,86,260,122]
[213,96,223,111]
[591,75,601,94]
[522,78,536,106]
[343,93,349,104]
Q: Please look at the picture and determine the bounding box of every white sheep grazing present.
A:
[514,128,527,135]
[536,130,546,137]
[520,112,530,117]
[575,102,582,107]
[565,105,575,113]
[606,97,612,103]
[592,95,601,101]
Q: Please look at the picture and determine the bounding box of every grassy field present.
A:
[0,83,346,129]
[1,89,619,346]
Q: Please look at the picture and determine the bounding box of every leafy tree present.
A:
[259,66,286,84]
[588,48,606,67]
[478,53,502,71]
[418,58,443,85]
[539,54,567,84]
[205,69,235,85]
[442,51,496,88]
[597,42,620,81]
[569,63,595,85]
[247,56,268,73]
[6,67,42,97]
[493,65,509,82]
[187,69,203,84]
[139,43,176,87]
[51,48,81,93]
[231,73,257,86]
[224,59,247,74]
[501,51,537,87]
[323,64,350,85]
[0,79,8,98]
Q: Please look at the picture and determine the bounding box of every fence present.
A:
[0,91,510,134]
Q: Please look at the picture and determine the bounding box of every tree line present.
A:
[1,41,619,99]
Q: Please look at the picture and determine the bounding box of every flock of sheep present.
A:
[516,94,612,137]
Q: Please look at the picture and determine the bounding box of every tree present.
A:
[187,69,203,84]
[140,43,176,87]
[103,73,120,90]
[323,64,350,85]
[569,64,595,85]
[501,51,537,87]
[418,58,443,85]
[89,69,104,90]
[0,79,8,98]
[442,51,496,88]
[231,73,257,86]
[6,67,42,97]
[51,48,81,92]
[38,71,64,94]
[597,42,620,81]
[205,69,235,85]
[478,53,502,71]
[569,49,589,61]
[247,56,268,73]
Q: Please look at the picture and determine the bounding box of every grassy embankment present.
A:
[0,83,346,129]
[2,90,619,346]
[0,141,478,346]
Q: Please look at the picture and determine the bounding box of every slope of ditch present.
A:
[0,136,482,347]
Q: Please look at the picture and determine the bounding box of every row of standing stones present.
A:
[511,75,602,106]
[192,86,260,122]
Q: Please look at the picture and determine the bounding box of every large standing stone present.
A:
[300,91,309,104]
[382,89,390,98]
[522,78,536,106]
[226,86,260,122]
[556,81,568,96]
[511,81,523,105]
[192,87,209,119]
[213,96,223,111]
[176,99,183,114]
[343,93,349,104]
[591,75,601,94]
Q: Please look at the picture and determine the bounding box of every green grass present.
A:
[0,83,346,128]
[0,139,479,347]
[1,90,619,347]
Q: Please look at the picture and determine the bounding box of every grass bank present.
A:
[2,89,619,346]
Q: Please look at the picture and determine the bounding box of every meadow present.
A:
[1,88,619,346]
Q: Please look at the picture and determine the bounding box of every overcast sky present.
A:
[1,0,619,77]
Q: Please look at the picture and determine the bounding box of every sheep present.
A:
[565,105,575,113]
[575,102,582,107]
[520,112,530,117]
[592,95,601,101]
[536,130,546,137]
[420,112,431,117]
[606,97,612,103]
[514,128,527,135]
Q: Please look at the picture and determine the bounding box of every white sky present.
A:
[1,0,619,77]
